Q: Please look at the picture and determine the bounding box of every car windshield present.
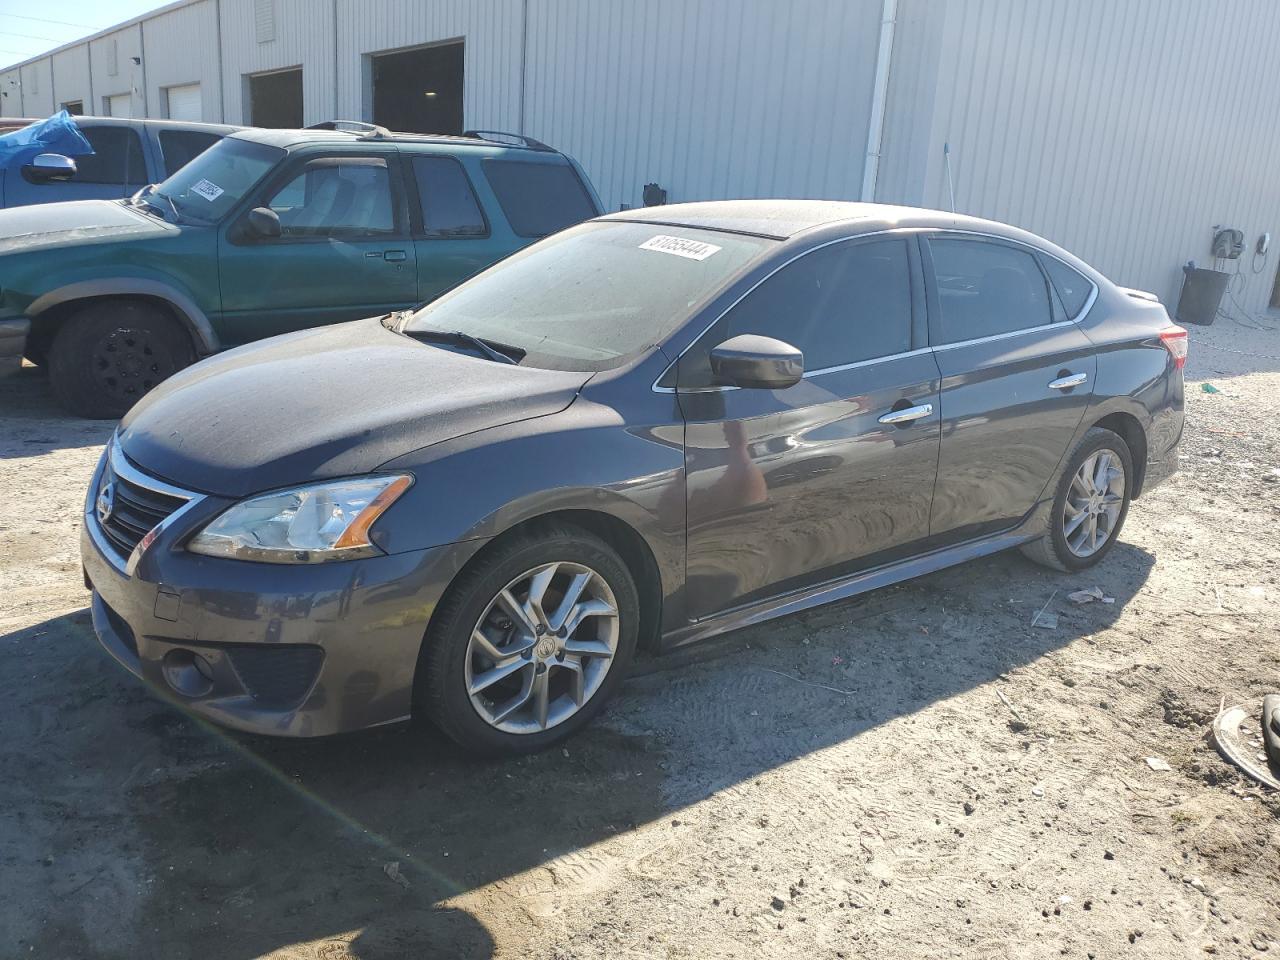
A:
[150,137,283,224]
[405,220,776,371]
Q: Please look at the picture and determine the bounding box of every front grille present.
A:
[95,462,188,562]
[227,645,325,708]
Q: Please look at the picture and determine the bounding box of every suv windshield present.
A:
[405,221,776,371]
[151,137,283,224]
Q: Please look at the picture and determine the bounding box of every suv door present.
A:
[216,150,418,344]
[677,235,940,620]
[407,153,508,301]
[922,234,1096,545]
[4,122,148,206]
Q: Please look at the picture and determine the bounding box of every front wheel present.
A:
[1021,427,1134,572]
[416,523,640,755]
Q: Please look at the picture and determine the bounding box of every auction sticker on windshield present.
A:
[191,179,225,202]
[639,235,722,261]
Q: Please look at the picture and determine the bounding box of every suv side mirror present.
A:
[709,334,804,390]
[247,206,282,239]
[22,153,77,183]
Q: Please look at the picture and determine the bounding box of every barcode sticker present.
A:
[639,235,722,261]
[191,179,225,202]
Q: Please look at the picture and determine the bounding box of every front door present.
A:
[922,234,1096,544]
[5,123,148,207]
[679,235,941,620]
[217,151,418,345]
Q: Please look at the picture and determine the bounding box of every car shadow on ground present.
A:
[2,545,1155,959]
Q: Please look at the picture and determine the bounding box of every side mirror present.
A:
[709,334,804,390]
[22,153,77,183]
[247,206,282,239]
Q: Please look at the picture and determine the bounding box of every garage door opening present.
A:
[60,100,84,115]
[371,41,463,135]
[248,67,303,128]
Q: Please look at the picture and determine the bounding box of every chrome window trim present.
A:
[86,437,205,576]
[931,319,1070,353]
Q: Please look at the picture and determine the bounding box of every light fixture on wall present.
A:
[131,56,141,66]
[423,90,438,98]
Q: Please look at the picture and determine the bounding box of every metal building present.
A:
[4,0,1280,315]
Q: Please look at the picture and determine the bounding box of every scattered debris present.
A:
[1030,590,1059,629]
[1211,703,1280,791]
[760,668,855,696]
[1144,756,1172,772]
[1031,784,1045,798]
[996,689,1030,732]
[1202,382,1221,394]
[963,801,976,815]
[383,861,410,889]
[1068,586,1115,604]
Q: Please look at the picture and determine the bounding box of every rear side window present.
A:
[75,126,146,186]
[159,130,223,178]
[687,238,913,386]
[1041,255,1093,319]
[412,156,487,237]
[482,159,597,238]
[928,238,1052,344]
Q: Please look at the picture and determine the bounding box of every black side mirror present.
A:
[247,206,282,239]
[709,334,804,390]
[22,153,77,183]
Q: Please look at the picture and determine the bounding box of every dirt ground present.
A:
[1,318,1278,960]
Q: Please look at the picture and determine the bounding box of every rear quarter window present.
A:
[1041,255,1094,318]
[160,130,223,178]
[482,158,598,238]
[76,126,147,186]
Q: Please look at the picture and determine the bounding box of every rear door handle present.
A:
[1048,372,1088,391]
[878,403,934,425]
[383,250,408,262]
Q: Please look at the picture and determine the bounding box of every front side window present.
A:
[152,136,283,223]
[482,158,598,238]
[405,221,775,371]
[75,126,146,186]
[264,157,397,238]
[1041,255,1094,319]
[160,130,223,178]
[928,238,1052,344]
[413,156,486,237]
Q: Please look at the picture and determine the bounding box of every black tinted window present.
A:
[929,238,1052,344]
[482,159,597,237]
[413,156,486,236]
[1042,255,1093,318]
[75,126,146,186]
[728,239,912,368]
[160,130,222,178]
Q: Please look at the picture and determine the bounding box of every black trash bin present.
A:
[1175,267,1229,326]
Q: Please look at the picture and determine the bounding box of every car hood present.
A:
[118,318,591,498]
[0,199,167,255]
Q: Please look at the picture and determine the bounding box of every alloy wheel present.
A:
[465,561,620,734]
[1063,448,1126,557]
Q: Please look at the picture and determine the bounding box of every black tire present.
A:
[416,522,640,755]
[47,301,195,419]
[1020,427,1134,572]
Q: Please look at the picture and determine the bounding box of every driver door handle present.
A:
[383,250,408,262]
[878,403,934,425]
[1048,372,1088,391]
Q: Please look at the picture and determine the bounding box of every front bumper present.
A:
[0,317,29,374]
[80,453,488,737]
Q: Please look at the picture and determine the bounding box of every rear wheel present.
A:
[1020,427,1133,572]
[416,523,639,755]
[48,301,194,419]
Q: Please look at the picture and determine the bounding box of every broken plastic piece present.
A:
[1211,703,1280,791]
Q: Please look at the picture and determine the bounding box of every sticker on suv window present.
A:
[190,179,225,202]
[639,235,722,261]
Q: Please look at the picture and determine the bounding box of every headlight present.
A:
[187,475,412,563]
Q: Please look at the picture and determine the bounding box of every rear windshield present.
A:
[406,220,776,371]
[482,158,598,237]
[152,137,283,223]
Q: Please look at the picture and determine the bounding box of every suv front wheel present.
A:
[48,300,194,419]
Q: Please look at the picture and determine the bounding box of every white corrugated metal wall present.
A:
[50,47,92,111]
[143,0,224,123]
[218,0,336,126]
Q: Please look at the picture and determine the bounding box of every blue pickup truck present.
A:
[0,115,241,208]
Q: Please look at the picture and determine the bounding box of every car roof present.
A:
[0,116,242,135]
[230,126,567,158]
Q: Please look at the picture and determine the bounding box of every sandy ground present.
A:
[1,316,1278,960]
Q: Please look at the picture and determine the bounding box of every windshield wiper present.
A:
[405,329,524,365]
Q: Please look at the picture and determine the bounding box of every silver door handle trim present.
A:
[878,403,934,425]
[384,250,408,262]
[1048,373,1088,390]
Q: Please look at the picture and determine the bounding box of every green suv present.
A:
[0,123,602,417]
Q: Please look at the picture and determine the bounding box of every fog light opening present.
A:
[162,649,215,698]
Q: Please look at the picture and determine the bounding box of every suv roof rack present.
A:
[305,120,391,139]
[462,129,556,152]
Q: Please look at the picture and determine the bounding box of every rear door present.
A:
[922,233,1096,545]
[678,235,941,620]
[216,150,419,344]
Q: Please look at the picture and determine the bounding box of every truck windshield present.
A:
[405,220,776,371]
[151,137,283,224]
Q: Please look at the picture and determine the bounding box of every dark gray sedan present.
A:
[81,200,1186,753]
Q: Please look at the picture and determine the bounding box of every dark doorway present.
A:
[1271,260,1280,310]
[60,100,84,115]
[249,67,304,128]
[371,41,464,134]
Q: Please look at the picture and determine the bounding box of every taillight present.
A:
[1160,326,1188,370]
